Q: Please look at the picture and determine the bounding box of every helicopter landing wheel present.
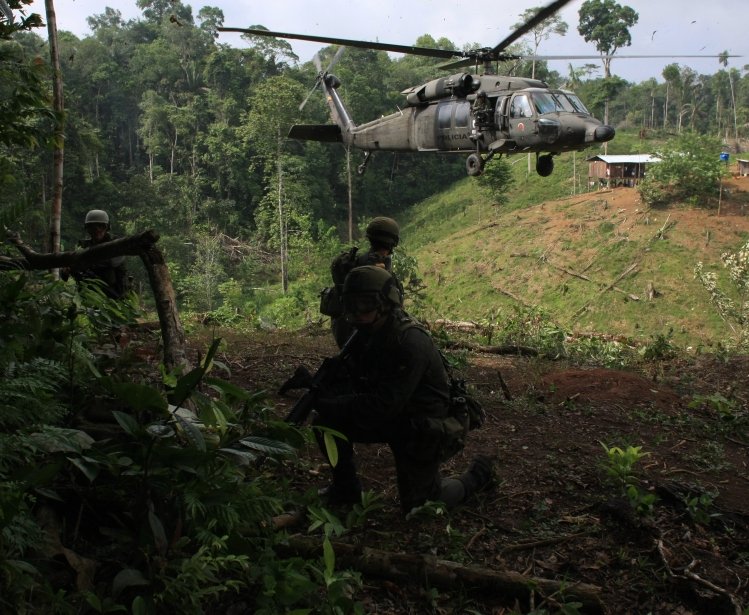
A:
[536,154,554,177]
[466,153,484,177]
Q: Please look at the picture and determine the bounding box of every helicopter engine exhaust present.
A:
[405,73,481,105]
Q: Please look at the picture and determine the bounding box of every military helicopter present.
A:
[216,0,702,177]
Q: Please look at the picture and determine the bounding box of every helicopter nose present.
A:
[594,125,615,143]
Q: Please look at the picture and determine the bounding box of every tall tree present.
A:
[44,0,64,257]
[577,0,638,79]
[239,75,306,293]
[577,0,638,127]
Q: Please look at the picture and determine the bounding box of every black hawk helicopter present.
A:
[217,0,720,177]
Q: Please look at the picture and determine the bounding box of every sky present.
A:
[22,0,747,84]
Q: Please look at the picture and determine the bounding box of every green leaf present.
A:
[146,424,175,439]
[238,436,296,457]
[112,568,150,598]
[30,427,94,453]
[67,456,101,482]
[323,432,338,468]
[174,413,206,451]
[148,509,168,555]
[106,381,168,414]
[204,376,252,401]
[170,367,205,404]
[323,537,335,578]
[112,411,140,436]
[131,596,148,615]
[219,447,257,465]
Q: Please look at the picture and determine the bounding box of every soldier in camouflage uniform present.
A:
[326,217,403,348]
[312,265,493,515]
[65,209,129,299]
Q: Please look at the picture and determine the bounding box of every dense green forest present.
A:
[2,0,748,326]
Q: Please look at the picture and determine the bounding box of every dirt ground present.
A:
[208,326,749,615]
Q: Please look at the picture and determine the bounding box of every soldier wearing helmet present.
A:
[322,216,404,348]
[64,209,129,299]
[311,266,493,515]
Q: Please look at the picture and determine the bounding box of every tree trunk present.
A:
[139,245,188,371]
[277,132,288,294]
[45,0,64,261]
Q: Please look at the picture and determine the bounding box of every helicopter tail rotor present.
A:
[299,46,345,111]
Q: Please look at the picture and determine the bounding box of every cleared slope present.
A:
[403,172,749,348]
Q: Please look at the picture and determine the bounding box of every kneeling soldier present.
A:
[312,265,493,514]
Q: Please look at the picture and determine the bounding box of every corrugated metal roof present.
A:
[586,154,661,164]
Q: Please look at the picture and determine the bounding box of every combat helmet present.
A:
[365,217,399,249]
[84,209,110,227]
[342,265,402,315]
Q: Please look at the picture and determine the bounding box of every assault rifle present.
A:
[284,331,359,425]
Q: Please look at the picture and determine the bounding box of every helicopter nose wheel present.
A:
[466,153,484,177]
[536,154,554,177]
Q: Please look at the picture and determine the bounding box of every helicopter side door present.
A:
[507,93,536,147]
[422,100,473,151]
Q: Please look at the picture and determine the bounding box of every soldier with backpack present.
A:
[321,216,403,348]
[61,209,129,300]
[311,265,494,515]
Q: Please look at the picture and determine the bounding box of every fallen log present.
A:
[278,535,605,613]
[441,339,538,357]
[4,230,160,269]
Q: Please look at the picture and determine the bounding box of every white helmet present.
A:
[84,209,109,226]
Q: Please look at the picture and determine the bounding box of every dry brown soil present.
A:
[211,325,749,615]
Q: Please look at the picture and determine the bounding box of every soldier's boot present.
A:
[278,365,313,395]
[457,455,496,499]
[318,478,362,507]
[438,455,497,509]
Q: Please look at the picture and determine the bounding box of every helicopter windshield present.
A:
[532,91,565,114]
[531,90,590,115]
[554,91,590,114]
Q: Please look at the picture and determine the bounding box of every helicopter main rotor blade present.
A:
[218,0,575,70]
[326,45,345,72]
[218,27,465,61]
[530,53,742,60]
[491,0,573,57]
[439,52,741,71]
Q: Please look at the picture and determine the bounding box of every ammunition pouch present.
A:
[449,378,486,430]
[411,414,468,462]
[320,286,344,318]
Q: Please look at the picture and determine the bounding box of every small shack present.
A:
[738,159,749,176]
[587,154,661,189]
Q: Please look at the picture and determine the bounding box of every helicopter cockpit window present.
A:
[554,91,590,114]
[510,95,533,119]
[532,91,564,115]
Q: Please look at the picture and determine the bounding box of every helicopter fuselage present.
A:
[290,72,615,177]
